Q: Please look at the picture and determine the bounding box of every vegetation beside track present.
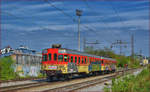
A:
[0,56,18,80]
[0,47,141,81]
[0,56,45,81]
[85,47,141,68]
[104,65,150,92]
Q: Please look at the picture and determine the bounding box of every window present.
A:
[68,56,70,62]
[99,60,101,64]
[87,57,89,63]
[85,58,86,63]
[102,60,104,64]
[48,54,51,60]
[58,55,63,61]
[54,53,57,61]
[71,56,73,62]
[82,58,84,64]
[78,57,80,64]
[64,55,68,62]
[75,57,77,63]
[42,55,47,61]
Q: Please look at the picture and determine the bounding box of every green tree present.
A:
[0,56,17,80]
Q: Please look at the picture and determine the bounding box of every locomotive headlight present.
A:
[43,65,46,69]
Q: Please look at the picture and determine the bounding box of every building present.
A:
[1,45,42,77]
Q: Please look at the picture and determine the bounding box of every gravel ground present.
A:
[19,74,115,92]
[0,79,46,87]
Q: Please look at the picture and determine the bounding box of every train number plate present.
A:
[48,66,57,69]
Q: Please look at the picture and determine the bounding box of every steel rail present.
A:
[0,68,141,92]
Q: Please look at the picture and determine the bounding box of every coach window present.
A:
[82,58,84,64]
[71,56,73,62]
[68,56,70,62]
[48,54,51,61]
[75,57,77,63]
[78,57,80,64]
[87,57,89,63]
[99,60,101,64]
[85,58,86,64]
[64,55,68,62]
[102,60,104,64]
[54,53,57,61]
[90,58,92,63]
[58,55,63,62]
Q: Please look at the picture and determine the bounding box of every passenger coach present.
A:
[42,45,117,80]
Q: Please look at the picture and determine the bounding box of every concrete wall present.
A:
[11,54,42,77]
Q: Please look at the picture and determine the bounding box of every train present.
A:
[41,45,117,80]
[140,57,149,66]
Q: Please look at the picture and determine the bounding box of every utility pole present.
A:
[83,38,86,51]
[139,49,142,56]
[111,40,127,55]
[131,34,134,57]
[131,34,135,62]
[76,9,82,51]
[149,0,150,60]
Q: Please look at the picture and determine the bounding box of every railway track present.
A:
[0,68,140,92]
[42,70,134,92]
[0,82,49,92]
[0,77,46,83]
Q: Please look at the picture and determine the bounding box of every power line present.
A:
[45,0,104,39]
[82,0,121,41]
[111,40,128,55]
[107,2,125,27]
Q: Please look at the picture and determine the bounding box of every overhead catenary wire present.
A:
[82,0,121,43]
[44,0,102,37]
[45,0,118,51]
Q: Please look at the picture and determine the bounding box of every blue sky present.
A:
[1,0,149,56]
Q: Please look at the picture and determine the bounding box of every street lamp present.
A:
[76,9,82,51]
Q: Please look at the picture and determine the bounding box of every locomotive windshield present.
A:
[42,54,47,61]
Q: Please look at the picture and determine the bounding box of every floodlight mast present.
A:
[76,9,82,51]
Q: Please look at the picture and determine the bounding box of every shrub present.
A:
[104,66,150,92]
[0,56,17,80]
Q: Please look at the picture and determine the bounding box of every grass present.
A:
[0,56,18,80]
[104,65,150,92]
[0,56,46,81]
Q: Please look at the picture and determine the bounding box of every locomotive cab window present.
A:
[64,55,68,62]
[42,55,47,61]
[58,55,63,62]
[54,53,57,61]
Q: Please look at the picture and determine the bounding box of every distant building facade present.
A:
[1,45,42,77]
